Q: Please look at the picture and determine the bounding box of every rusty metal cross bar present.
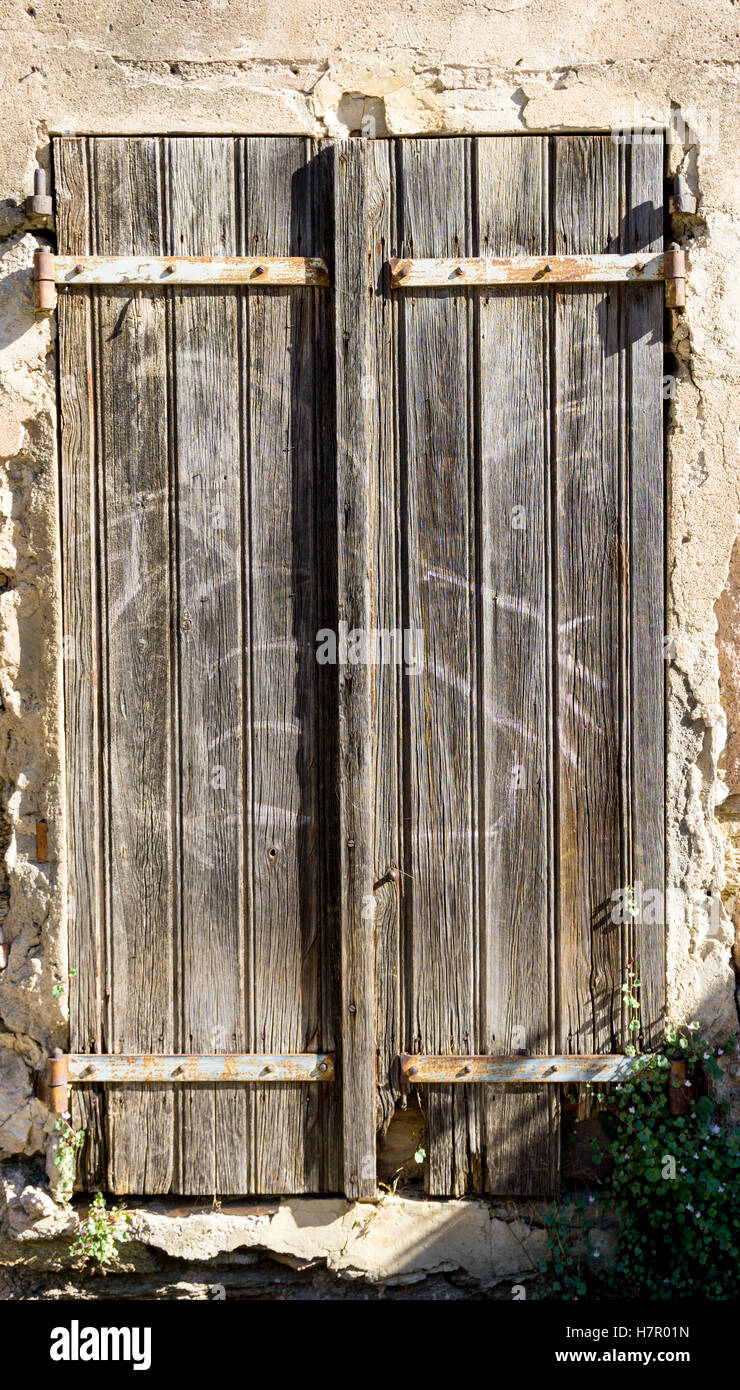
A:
[33,250,330,310]
[43,1051,335,1113]
[390,247,687,306]
[399,1054,650,1084]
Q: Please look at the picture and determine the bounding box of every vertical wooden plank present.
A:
[243,139,322,1193]
[476,136,559,1194]
[360,142,401,1145]
[92,138,175,1191]
[627,136,665,1049]
[166,137,248,1195]
[399,138,478,1196]
[554,136,625,1055]
[334,140,379,1199]
[55,137,106,1187]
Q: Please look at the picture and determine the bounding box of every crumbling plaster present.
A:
[0,1163,617,1296]
[0,0,739,1279]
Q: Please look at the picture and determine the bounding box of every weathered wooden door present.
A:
[56,134,664,1198]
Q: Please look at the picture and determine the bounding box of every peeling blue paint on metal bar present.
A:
[399,1054,651,1083]
[67,1053,335,1083]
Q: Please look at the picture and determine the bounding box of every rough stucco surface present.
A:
[0,0,739,1284]
[0,1168,617,1297]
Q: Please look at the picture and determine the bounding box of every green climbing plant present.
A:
[538,1026,740,1299]
[53,1114,84,1207]
[596,1026,740,1298]
[53,1110,130,1273]
[621,960,641,1054]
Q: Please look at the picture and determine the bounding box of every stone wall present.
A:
[0,0,738,1287]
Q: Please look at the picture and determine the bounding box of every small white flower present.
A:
[684,1080,692,1087]
[718,1049,724,1056]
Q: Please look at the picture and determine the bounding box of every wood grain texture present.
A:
[334,140,380,1198]
[55,137,107,1188]
[476,136,559,1195]
[242,138,324,1193]
[92,137,176,1192]
[365,143,403,1143]
[166,137,247,1195]
[58,137,338,1196]
[398,138,479,1196]
[626,136,665,1049]
[554,136,625,1055]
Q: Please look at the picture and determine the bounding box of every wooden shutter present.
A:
[56,136,340,1194]
[56,133,665,1199]
[369,134,665,1196]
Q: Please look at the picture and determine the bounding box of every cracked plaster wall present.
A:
[0,0,739,1279]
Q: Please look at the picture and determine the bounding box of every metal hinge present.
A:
[33,251,330,313]
[25,168,53,219]
[39,1051,335,1113]
[663,242,687,308]
[390,249,687,308]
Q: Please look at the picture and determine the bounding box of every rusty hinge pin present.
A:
[668,1058,692,1114]
[33,248,57,312]
[664,242,687,309]
[46,1048,69,1114]
[36,819,48,863]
